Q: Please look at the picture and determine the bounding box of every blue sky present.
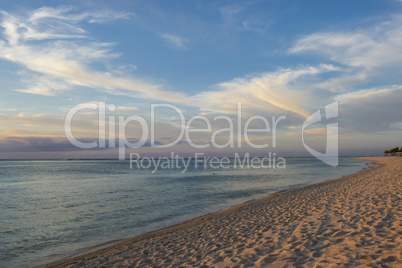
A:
[0,0,402,159]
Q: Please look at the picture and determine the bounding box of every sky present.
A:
[0,0,402,159]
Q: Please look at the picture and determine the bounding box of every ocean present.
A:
[0,157,373,267]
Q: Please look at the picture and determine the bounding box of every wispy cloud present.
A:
[160,33,187,48]
[290,15,402,71]
[0,7,191,103]
[286,128,327,137]
[28,6,131,25]
[115,105,138,112]
[16,75,71,96]
[218,3,272,34]
[195,64,339,119]
[287,15,402,136]
[219,5,243,27]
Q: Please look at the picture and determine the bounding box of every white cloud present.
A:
[16,75,70,96]
[28,6,131,24]
[287,15,402,134]
[290,16,402,71]
[115,106,138,112]
[195,65,338,119]
[160,33,187,48]
[313,71,367,93]
[0,7,191,103]
[1,8,87,45]
[113,64,137,76]
[0,6,344,122]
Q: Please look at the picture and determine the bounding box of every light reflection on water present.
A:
[0,157,372,267]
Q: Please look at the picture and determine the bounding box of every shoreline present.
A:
[43,157,401,267]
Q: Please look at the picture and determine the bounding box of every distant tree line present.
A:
[384,147,402,156]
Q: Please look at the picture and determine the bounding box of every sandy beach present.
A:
[44,157,402,267]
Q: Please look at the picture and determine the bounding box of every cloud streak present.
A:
[196,65,339,118]
[0,7,192,103]
[290,15,402,71]
[0,6,342,122]
[160,33,187,48]
[0,136,161,153]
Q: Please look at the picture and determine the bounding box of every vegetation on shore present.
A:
[384,147,402,156]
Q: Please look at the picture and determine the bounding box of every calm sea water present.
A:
[0,157,373,267]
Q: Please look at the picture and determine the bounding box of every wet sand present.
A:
[44,157,402,267]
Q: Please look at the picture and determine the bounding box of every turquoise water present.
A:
[0,157,372,267]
